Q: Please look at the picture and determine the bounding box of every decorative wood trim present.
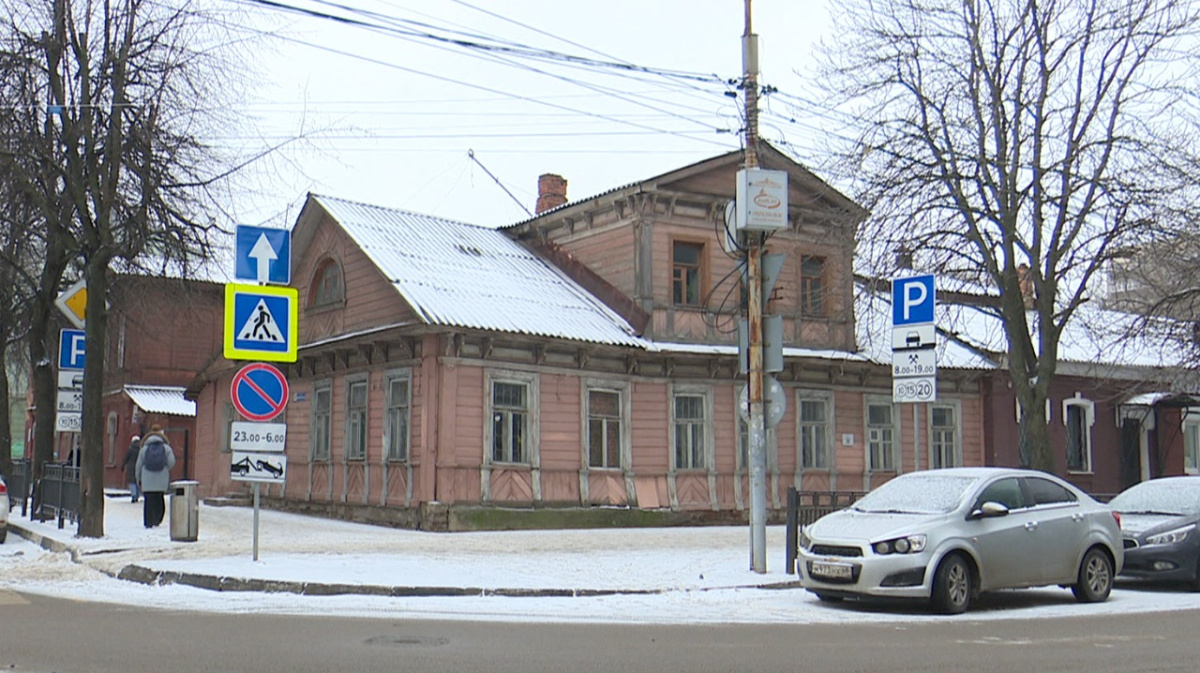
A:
[481,337,494,360]
[576,346,592,369]
[534,344,547,365]
[358,344,374,365]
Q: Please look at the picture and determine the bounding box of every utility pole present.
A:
[742,0,767,574]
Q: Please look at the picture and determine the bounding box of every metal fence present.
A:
[4,459,31,517]
[10,461,82,529]
[784,488,865,575]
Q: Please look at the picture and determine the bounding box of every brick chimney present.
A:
[536,173,568,214]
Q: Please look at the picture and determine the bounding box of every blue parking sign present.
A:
[892,275,936,326]
[59,328,86,370]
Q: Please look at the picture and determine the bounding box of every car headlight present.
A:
[798,528,812,551]
[872,534,927,555]
[1145,524,1195,546]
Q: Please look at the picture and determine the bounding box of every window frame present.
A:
[865,396,899,472]
[799,255,826,317]
[484,369,539,466]
[1063,396,1095,473]
[308,257,345,308]
[1185,409,1200,475]
[384,369,412,463]
[797,389,833,470]
[670,384,713,471]
[928,400,962,469]
[671,239,705,307]
[583,380,629,470]
[345,375,369,461]
[311,380,333,462]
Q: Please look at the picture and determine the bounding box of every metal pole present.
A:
[252,482,261,561]
[743,0,767,574]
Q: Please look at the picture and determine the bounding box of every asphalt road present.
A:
[1,588,1195,673]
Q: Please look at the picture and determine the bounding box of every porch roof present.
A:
[124,385,196,417]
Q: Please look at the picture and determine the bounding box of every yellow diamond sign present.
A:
[55,278,87,328]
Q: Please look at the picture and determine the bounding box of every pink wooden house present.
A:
[186,146,991,530]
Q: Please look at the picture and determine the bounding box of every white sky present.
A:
[220,0,838,229]
[3,499,1198,624]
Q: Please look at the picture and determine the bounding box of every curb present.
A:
[10,520,804,599]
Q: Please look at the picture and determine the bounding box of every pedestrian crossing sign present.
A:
[224,283,298,362]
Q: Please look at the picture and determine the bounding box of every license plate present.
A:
[811,561,853,580]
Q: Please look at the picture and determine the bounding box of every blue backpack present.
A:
[143,439,168,472]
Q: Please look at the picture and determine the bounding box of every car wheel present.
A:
[931,553,972,614]
[814,593,843,603]
[1190,558,1200,593]
[0,526,6,544]
[1071,547,1113,603]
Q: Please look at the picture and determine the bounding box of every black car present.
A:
[1109,476,1200,590]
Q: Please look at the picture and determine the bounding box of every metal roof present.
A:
[312,195,647,348]
[124,385,196,417]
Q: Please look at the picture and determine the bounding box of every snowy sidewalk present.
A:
[8,495,799,597]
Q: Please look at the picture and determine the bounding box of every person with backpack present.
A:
[135,425,176,529]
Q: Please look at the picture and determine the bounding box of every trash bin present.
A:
[169,480,199,542]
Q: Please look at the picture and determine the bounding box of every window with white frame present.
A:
[798,391,831,469]
[586,387,623,469]
[345,377,368,460]
[384,372,411,462]
[491,378,531,464]
[930,403,960,468]
[1063,396,1095,472]
[673,392,707,469]
[867,399,896,471]
[311,382,332,461]
[1184,411,1200,474]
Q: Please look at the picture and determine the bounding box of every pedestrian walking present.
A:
[120,434,142,502]
[135,425,176,528]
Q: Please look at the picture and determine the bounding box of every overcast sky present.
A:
[220,0,836,229]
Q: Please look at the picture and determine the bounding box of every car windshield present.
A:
[851,474,978,514]
[1109,479,1200,516]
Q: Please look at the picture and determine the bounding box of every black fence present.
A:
[4,460,81,529]
[784,488,865,575]
[4,459,31,517]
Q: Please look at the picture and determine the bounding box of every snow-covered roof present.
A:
[312,195,647,348]
[124,385,196,417]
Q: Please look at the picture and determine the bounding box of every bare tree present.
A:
[1,0,255,536]
[811,0,1200,471]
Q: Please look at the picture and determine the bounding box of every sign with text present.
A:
[230,421,287,453]
[892,348,937,378]
[894,376,937,404]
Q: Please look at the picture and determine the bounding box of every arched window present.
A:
[309,258,344,307]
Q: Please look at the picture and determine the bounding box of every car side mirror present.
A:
[969,501,1010,520]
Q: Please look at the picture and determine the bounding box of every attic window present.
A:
[309,258,344,307]
[455,243,483,257]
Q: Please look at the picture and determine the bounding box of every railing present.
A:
[784,488,866,575]
[33,462,81,529]
[4,459,31,517]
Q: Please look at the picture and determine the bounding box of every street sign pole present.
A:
[253,482,261,561]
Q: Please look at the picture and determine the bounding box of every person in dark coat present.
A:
[135,426,176,528]
[120,435,141,502]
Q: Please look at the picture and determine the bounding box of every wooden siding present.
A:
[295,211,414,345]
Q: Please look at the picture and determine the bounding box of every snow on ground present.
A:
[2,498,1198,624]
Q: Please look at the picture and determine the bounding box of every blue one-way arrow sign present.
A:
[235,225,291,285]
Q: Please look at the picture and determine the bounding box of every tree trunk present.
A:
[77,259,109,538]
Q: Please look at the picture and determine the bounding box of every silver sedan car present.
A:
[798,467,1123,613]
